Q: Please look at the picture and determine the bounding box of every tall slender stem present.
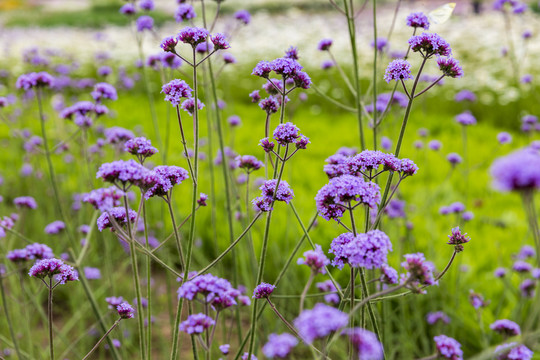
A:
[372,0,378,151]
[82,319,121,360]
[0,274,23,360]
[143,202,152,360]
[299,272,315,313]
[166,196,186,267]
[48,278,54,360]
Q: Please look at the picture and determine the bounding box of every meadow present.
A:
[0,0,539,359]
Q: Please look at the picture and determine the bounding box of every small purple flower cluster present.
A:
[117,302,135,319]
[426,311,450,325]
[406,12,430,29]
[13,196,38,209]
[262,333,298,358]
[490,147,540,191]
[124,137,158,161]
[97,207,137,232]
[177,273,244,309]
[409,33,452,57]
[434,335,463,360]
[329,230,393,270]
[252,179,294,212]
[7,243,54,262]
[455,111,476,126]
[447,227,471,252]
[29,258,78,285]
[297,244,330,274]
[179,313,215,334]
[83,186,124,212]
[401,253,437,290]
[344,328,384,360]
[494,343,533,360]
[252,282,275,299]
[316,280,340,304]
[490,319,521,337]
[384,59,413,83]
[235,155,264,173]
[294,303,348,344]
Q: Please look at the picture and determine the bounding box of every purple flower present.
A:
[401,253,437,289]
[16,72,55,90]
[293,303,348,344]
[462,211,474,221]
[340,230,393,270]
[409,32,452,57]
[297,244,330,274]
[219,344,230,355]
[236,155,263,172]
[91,83,118,103]
[234,9,251,25]
[513,260,532,273]
[211,33,230,50]
[120,3,136,15]
[318,39,333,51]
[259,97,280,114]
[469,290,489,309]
[161,79,193,106]
[97,159,147,188]
[455,90,476,102]
[252,61,273,78]
[241,353,258,360]
[273,122,300,146]
[7,249,28,263]
[371,37,388,52]
[426,311,450,325]
[437,57,463,78]
[316,280,340,304]
[117,302,135,319]
[490,319,521,337]
[270,57,303,77]
[136,15,154,32]
[447,153,462,166]
[104,127,135,144]
[381,137,392,151]
[494,343,533,360]
[197,193,208,207]
[177,27,209,46]
[145,165,189,198]
[223,53,236,64]
[455,111,476,126]
[29,258,78,284]
[344,328,384,360]
[380,264,399,284]
[84,267,101,280]
[406,12,430,29]
[45,220,66,235]
[519,279,535,297]
[97,66,112,77]
[83,186,124,211]
[262,333,298,358]
[179,313,215,334]
[447,227,470,252]
[228,115,241,127]
[521,74,533,84]
[160,36,178,52]
[384,59,413,83]
[518,245,535,259]
[490,147,540,191]
[494,267,507,278]
[97,207,137,232]
[125,137,158,160]
[497,132,512,145]
[177,273,241,309]
[181,97,205,115]
[14,196,37,209]
[139,0,154,11]
[284,46,299,60]
[25,243,54,260]
[175,4,196,22]
[253,282,275,299]
[315,175,381,221]
[434,335,463,360]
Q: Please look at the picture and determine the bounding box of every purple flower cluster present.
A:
[293,303,348,344]
[234,9,251,24]
[179,313,215,334]
[181,97,205,115]
[252,179,294,212]
[406,12,430,29]
[104,127,135,145]
[330,230,393,270]
[426,311,450,325]
[91,82,118,103]
[316,280,340,304]
[177,273,243,309]
[437,57,464,78]
[434,335,463,360]
[45,220,66,235]
[83,186,124,211]
[29,258,78,284]
[145,165,189,198]
[409,33,452,57]
[97,159,147,188]
[252,58,310,88]
[447,227,470,252]
[401,253,437,290]
[161,79,193,106]
[16,72,55,90]
[494,343,533,360]
[117,302,135,319]
[175,4,196,22]
[318,38,333,51]
[235,155,263,172]
[97,207,137,232]
[297,244,330,274]
[490,147,540,191]
[177,27,209,46]
[315,175,381,220]
[384,59,413,83]
[13,196,38,209]
[380,264,399,284]
[490,319,521,337]
[7,243,54,262]
[136,15,154,32]
[124,137,158,160]
[493,0,528,14]
[252,282,275,299]
[455,90,476,102]
[344,328,384,360]
[262,333,298,358]
[60,101,106,128]
[469,290,489,309]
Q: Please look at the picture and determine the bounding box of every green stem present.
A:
[82,319,121,360]
[143,202,152,360]
[166,195,186,268]
[0,273,23,360]
[48,278,54,360]
[372,0,378,151]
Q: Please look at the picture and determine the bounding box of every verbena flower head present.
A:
[519,279,535,297]
[14,196,37,209]
[241,353,258,360]
[97,159,148,188]
[409,33,452,57]
[234,9,251,25]
[160,36,178,52]
[104,127,135,145]
[427,311,450,325]
[262,333,298,358]
[125,137,158,160]
[469,290,489,309]
[512,261,532,273]
[197,193,208,206]
[228,115,241,127]
[145,165,189,198]
[497,132,512,145]
[177,27,209,46]
[25,243,54,260]
[315,175,381,221]
[271,57,303,77]
[181,97,205,115]
[45,220,66,235]
[437,57,463,78]
[211,33,230,50]
[344,328,384,360]
[83,186,124,211]
[177,273,241,309]
[97,207,137,231]
[371,37,388,52]
[259,97,280,114]
[293,303,348,344]
[16,72,55,90]
[223,53,236,64]
[384,59,413,83]
[490,147,540,192]
[219,344,230,355]
[273,122,300,146]
[318,38,333,51]
[455,89,476,102]
[297,244,330,274]
[29,258,78,284]
[380,264,399,285]
[447,227,470,252]
[494,343,533,360]
[139,0,154,11]
[253,282,275,299]
[316,280,340,304]
[175,4,196,22]
[406,12,430,29]
[434,335,463,360]
[84,267,101,280]
[256,179,294,204]
[284,45,299,60]
[161,79,193,106]
[401,253,437,290]
[447,153,462,166]
[490,319,521,337]
[179,313,215,334]
[252,61,273,78]
[136,15,154,32]
[120,3,136,15]
[339,230,393,270]
[236,155,263,172]
[117,302,135,319]
[518,245,535,259]
[91,82,118,102]
[494,267,507,278]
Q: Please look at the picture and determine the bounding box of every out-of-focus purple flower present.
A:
[175,4,196,22]
[321,60,335,69]
[117,302,135,319]
[197,193,208,207]
[45,220,65,235]
[406,12,430,29]
[455,90,476,102]
[344,328,384,360]
[316,280,340,304]
[297,244,330,274]
[92,82,117,103]
[455,111,476,126]
[521,74,533,84]
[84,267,101,280]
[139,0,154,11]
[97,207,137,232]
[437,57,463,78]
[409,32,452,57]
[520,279,535,297]
[223,53,236,64]
[462,211,474,221]
[318,39,332,51]
[14,196,38,209]
[427,140,442,151]
[427,311,450,325]
[497,132,512,145]
[219,344,230,355]
[469,290,489,309]
[494,267,507,278]
[177,27,209,46]
[513,260,532,273]
[253,282,275,299]
[490,147,540,191]
[494,343,533,360]
[120,3,136,15]
[284,46,299,60]
[447,153,462,166]
[228,115,241,127]
[380,264,399,284]
[234,9,251,25]
[97,66,112,77]
[401,253,437,290]
[104,127,135,145]
[179,313,215,334]
[294,303,348,344]
[371,37,388,52]
[434,335,463,360]
[384,59,413,83]
[136,15,154,32]
[381,136,392,151]
[385,199,406,219]
[518,245,535,259]
[262,333,298,358]
[181,97,205,115]
[211,33,230,50]
[490,319,521,337]
[16,72,55,90]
